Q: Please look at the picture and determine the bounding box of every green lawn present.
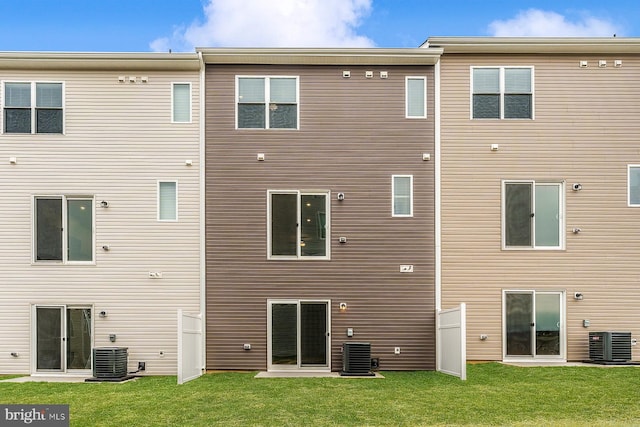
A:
[1,363,638,426]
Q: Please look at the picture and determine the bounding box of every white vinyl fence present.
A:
[436,303,466,380]
[177,310,203,384]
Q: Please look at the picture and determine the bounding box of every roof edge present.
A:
[0,52,201,71]
[424,37,640,54]
[197,48,443,65]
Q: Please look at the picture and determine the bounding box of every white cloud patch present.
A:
[488,9,618,37]
[151,0,374,52]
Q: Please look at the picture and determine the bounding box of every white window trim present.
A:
[469,66,535,120]
[267,190,330,260]
[392,175,414,217]
[171,82,192,123]
[405,76,427,119]
[501,180,565,250]
[32,195,95,265]
[2,80,66,134]
[627,164,640,207]
[157,180,178,222]
[235,75,300,130]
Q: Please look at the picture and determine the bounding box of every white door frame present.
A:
[502,290,566,362]
[267,299,331,372]
[31,304,94,375]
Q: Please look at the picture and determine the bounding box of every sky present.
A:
[0,0,637,52]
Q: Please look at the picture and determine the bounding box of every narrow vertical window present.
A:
[269,77,297,129]
[628,165,640,206]
[392,175,413,217]
[172,83,191,123]
[158,181,177,221]
[504,68,532,119]
[238,77,266,128]
[406,77,426,118]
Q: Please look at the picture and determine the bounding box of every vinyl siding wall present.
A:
[0,68,201,374]
[206,64,435,371]
[439,53,640,361]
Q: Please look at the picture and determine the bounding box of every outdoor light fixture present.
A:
[100,200,109,208]
[339,302,347,311]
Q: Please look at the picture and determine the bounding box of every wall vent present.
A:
[341,342,374,376]
[93,347,129,378]
[588,332,631,362]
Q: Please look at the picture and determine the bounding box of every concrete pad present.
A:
[1,375,89,383]
[255,371,384,378]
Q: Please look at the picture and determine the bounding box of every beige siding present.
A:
[440,54,640,361]
[206,64,435,371]
[0,68,201,374]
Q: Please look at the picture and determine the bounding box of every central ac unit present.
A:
[341,342,374,376]
[588,332,631,362]
[93,347,129,378]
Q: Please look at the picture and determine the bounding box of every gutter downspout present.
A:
[198,50,207,374]
[434,56,442,372]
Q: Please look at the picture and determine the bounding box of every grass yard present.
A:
[1,363,639,426]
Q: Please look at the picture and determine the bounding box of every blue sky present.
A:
[0,0,637,52]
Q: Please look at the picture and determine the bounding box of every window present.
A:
[158,181,177,221]
[406,77,426,118]
[392,175,413,217]
[172,83,191,122]
[4,82,63,133]
[628,165,640,206]
[472,67,533,119]
[502,181,563,249]
[268,191,329,259]
[237,76,298,129]
[34,196,93,263]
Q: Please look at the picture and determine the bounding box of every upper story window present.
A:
[268,190,329,259]
[502,180,563,250]
[406,77,426,118]
[628,165,640,206]
[4,82,63,133]
[392,175,413,217]
[237,76,298,129]
[472,67,533,119]
[172,83,191,123]
[34,196,94,263]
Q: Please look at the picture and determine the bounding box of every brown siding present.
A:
[206,64,435,370]
[440,53,640,361]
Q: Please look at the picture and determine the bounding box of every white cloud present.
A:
[151,0,374,52]
[488,9,618,37]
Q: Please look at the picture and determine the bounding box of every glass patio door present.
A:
[268,300,330,370]
[504,291,563,359]
[34,305,92,373]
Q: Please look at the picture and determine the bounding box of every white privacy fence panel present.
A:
[437,303,466,380]
[178,310,203,384]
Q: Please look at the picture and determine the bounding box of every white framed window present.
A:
[406,76,426,118]
[628,165,640,206]
[33,196,94,263]
[268,190,329,259]
[392,175,413,217]
[471,67,533,119]
[3,81,64,133]
[158,181,178,221]
[502,180,564,250]
[236,76,299,129]
[172,83,191,123]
